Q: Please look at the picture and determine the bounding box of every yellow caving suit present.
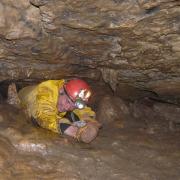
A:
[18,80,96,134]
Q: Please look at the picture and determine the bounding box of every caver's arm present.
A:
[73,107,101,128]
[34,80,69,133]
[73,107,96,121]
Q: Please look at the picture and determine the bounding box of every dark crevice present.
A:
[144,6,160,15]
[29,0,49,8]
[0,79,40,101]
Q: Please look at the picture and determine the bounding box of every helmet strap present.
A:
[63,86,74,103]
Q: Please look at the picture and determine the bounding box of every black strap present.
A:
[31,117,40,127]
[59,111,80,134]
[63,86,74,103]
[59,123,71,133]
[64,111,80,123]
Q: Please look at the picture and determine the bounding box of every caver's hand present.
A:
[76,121,100,143]
[62,116,102,143]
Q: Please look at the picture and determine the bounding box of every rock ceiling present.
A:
[0,0,179,96]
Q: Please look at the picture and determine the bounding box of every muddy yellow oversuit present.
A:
[18,80,96,134]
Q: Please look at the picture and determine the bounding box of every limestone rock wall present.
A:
[0,0,179,96]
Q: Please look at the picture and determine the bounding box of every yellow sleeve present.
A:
[73,106,96,122]
[35,80,65,133]
[35,86,59,133]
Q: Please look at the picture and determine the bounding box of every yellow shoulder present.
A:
[37,80,65,101]
[36,80,65,113]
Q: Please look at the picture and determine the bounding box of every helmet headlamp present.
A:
[74,99,86,109]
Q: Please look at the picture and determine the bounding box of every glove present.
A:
[75,121,100,143]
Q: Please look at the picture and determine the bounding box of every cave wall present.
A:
[0,0,179,96]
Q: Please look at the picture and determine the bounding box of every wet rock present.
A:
[148,80,180,103]
[6,83,20,107]
[0,0,179,99]
[0,103,179,179]
[153,102,180,131]
[115,83,158,101]
[30,0,49,7]
[0,0,41,40]
[89,81,113,109]
[0,136,16,169]
[130,98,167,133]
[130,97,180,133]
[96,95,130,127]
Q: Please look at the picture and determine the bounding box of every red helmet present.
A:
[64,78,91,102]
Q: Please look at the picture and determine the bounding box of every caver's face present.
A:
[57,88,76,112]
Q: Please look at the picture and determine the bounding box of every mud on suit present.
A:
[18,80,96,134]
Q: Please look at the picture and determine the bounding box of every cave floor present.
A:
[0,104,179,180]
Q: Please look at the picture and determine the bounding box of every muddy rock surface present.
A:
[96,95,131,126]
[0,103,179,180]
